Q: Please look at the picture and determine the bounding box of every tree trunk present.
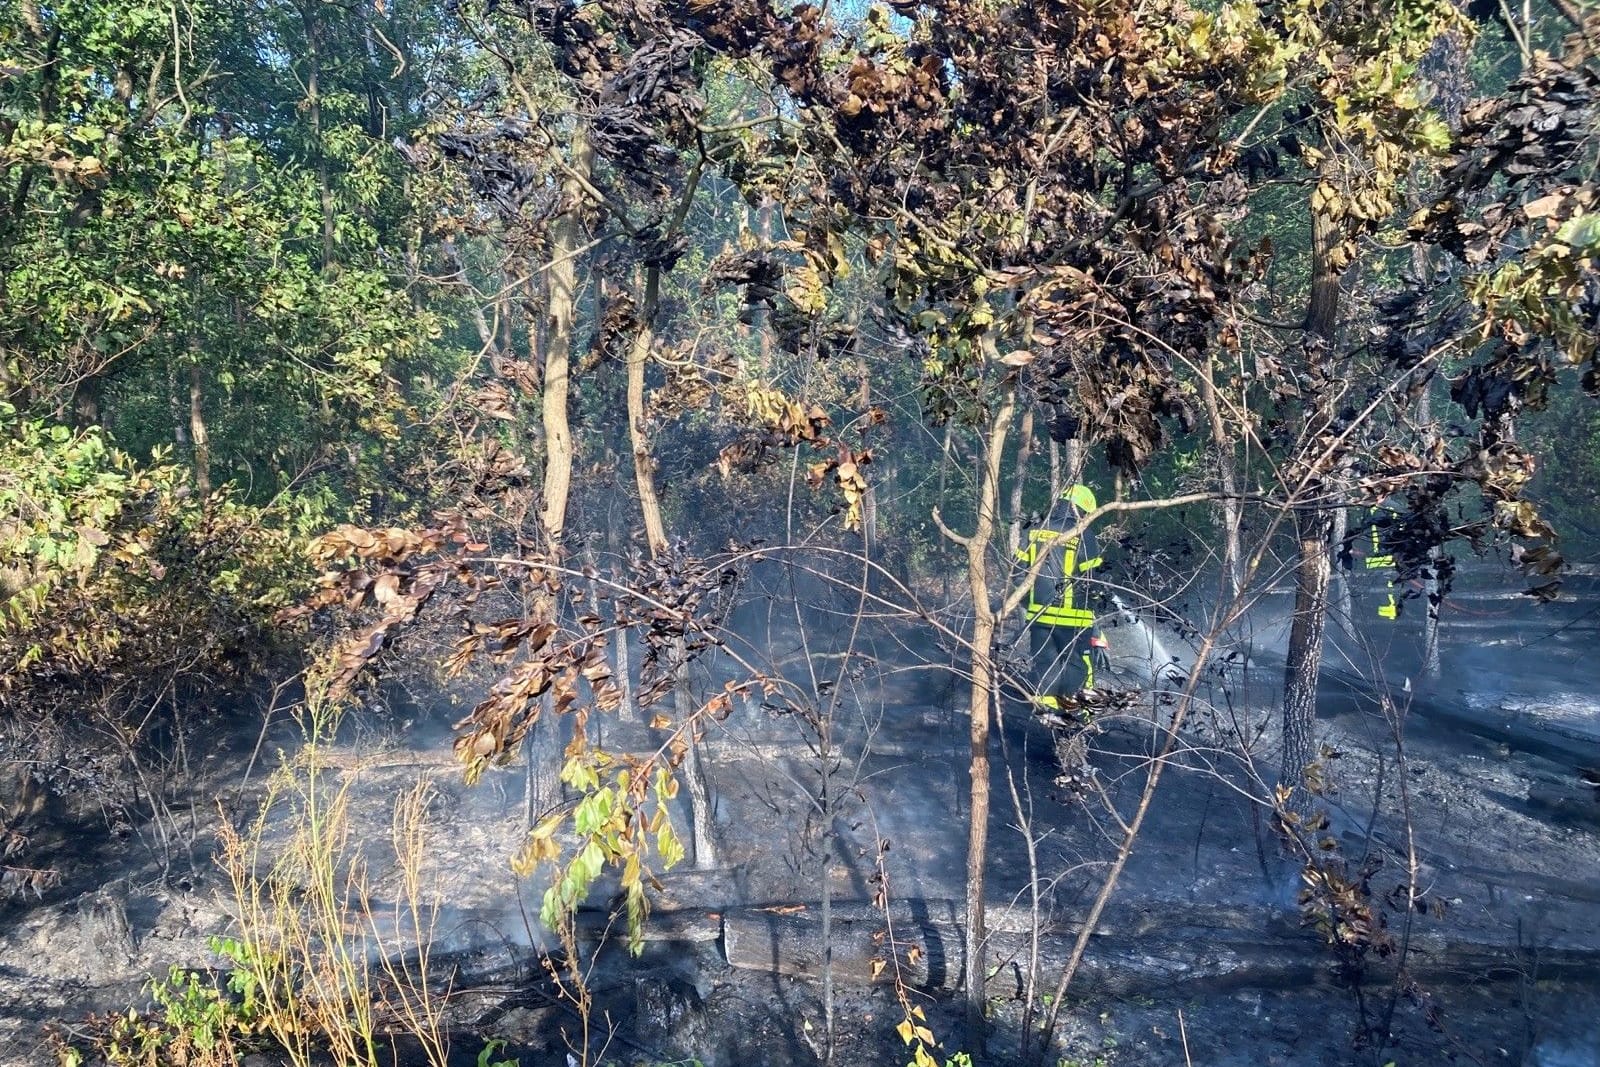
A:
[627,260,715,865]
[168,363,189,448]
[1418,383,1442,676]
[1281,160,1345,800]
[521,127,591,822]
[960,380,1016,1036]
[541,128,588,549]
[1422,546,1442,676]
[1047,439,1060,505]
[188,363,211,498]
[613,598,636,721]
[1282,509,1333,796]
[1060,438,1082,497]
[756,198,774,376]
[1006,405,1036,561]
[517,268,541,375]
[627,265,668,556]
[859,367,878,563]
[938,422,956,602]
[1329,507,1352,634]
[673,647,718,870]
[525,692,556,825]
[1200,356,1243,602]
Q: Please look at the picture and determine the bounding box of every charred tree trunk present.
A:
[1415,334,1443,676]
[1282,509,1333,796]
[613,598,636,721]
[1330,507,1352,634]
[1281,163,1345,804]
[672,647,718,870]
[1422,545,1442,676]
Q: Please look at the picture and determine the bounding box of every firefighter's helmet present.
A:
[1064,483,1097,513]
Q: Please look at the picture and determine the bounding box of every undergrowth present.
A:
[56,699,456,1067]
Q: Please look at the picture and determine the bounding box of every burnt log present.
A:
[720,899,1600,995]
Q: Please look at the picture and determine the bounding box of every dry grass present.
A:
[217,701,452,1067]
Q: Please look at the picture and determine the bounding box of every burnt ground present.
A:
[2,574,1598,1067]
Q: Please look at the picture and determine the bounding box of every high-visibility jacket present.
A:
[1018,500,1103,629]
[1364,507,1399,619]
[1365,508,1394,570]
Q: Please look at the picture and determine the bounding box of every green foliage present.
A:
[521,758,688,955]
[477,1039,520,1067]
[0,414,130,621]
[0,408,316,882]
[1,0,471,515]
[146,962,258,1059]
[57,945,268,1067]
[0,2,480,880]
[0,410,309,713]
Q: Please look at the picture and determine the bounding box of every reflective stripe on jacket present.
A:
[1018,501,1101,629]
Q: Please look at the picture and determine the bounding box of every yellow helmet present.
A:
[1065,484,1097,512]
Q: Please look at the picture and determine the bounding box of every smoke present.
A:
[269,556,1600,1010]
[1101,593,1194,687]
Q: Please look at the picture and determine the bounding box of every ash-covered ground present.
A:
[2,565,1598,1067]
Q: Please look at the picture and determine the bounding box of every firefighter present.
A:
[1017,483,1109,708]
[1365,507,1399,620]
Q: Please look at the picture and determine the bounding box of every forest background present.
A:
[2,0,1599,1061]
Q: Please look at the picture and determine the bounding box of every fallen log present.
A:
[720,899,1600,996]
[574,907,722,944]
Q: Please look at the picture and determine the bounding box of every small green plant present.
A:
[477,1039,519,1067]
[54,956,265,1067]
[148,967,237,1056]
[207,935,268,1023]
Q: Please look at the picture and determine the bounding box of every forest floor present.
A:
[2,579,1598,1067]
